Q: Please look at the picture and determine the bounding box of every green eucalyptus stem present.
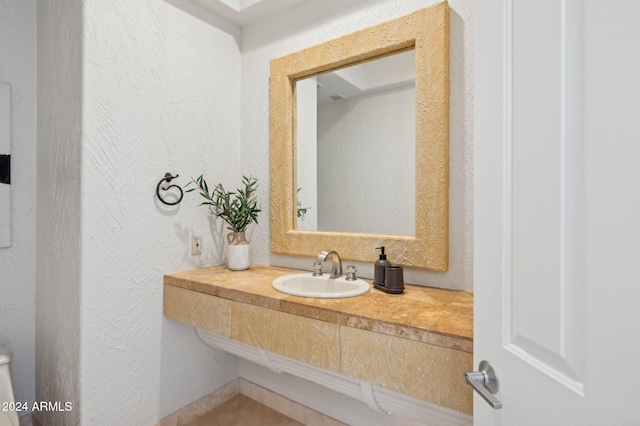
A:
[186,175,261,233]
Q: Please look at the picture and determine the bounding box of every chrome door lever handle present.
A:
[464,360,502,409]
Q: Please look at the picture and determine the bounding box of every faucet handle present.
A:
[312,261,323,276]
[345,265,357,281]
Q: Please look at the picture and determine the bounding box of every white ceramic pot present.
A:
[227,232,251,271]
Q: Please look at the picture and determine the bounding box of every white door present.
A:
[474,0,640,424]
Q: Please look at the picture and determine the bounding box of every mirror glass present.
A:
[295,50,416,235]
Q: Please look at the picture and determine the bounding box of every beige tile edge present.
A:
[154,378,345,426]
[239,378,347,426]
[154,379,240,426]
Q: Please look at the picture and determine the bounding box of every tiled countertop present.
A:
[164,264,473,353]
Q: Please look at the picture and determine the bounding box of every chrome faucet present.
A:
[317,250,342,279]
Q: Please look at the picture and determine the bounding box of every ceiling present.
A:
[312,50,416,105]
[190,0,309,27]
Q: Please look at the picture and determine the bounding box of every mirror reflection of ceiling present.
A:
[316,50,416,105]
[190,0,309,26]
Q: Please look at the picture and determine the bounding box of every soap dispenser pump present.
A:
[374,246,392,286]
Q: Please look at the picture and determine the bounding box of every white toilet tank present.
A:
[0,346,19,426]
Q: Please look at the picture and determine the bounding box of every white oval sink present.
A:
[272,273,370,298]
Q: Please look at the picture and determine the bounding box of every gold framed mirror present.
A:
[270,2,450,270]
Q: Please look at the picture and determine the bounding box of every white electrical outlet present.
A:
[191,235,203,255]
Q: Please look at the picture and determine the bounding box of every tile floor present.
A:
[184,394,303,426]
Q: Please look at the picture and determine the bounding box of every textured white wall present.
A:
[78,1,243,424]
[36,0,243,424]
[242,0,474,291]
[36,0,83,424]
[0,0,37,414]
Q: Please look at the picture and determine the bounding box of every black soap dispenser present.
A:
[374,247,392,286]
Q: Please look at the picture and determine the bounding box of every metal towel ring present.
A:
[156,173,183,206]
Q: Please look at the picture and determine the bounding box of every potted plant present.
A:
[187,175,261,270]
